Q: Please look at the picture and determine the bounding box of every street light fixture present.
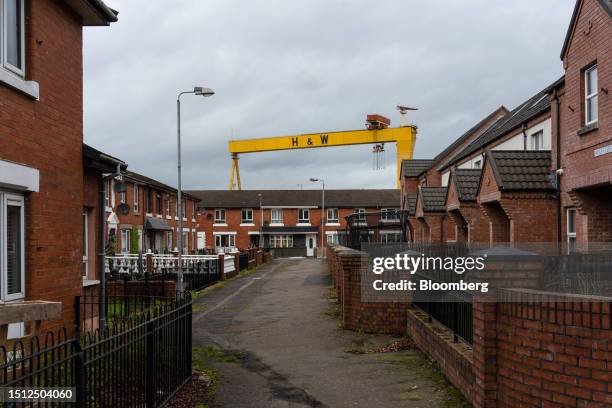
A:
[176,86,214,293]
[309,178,325,258]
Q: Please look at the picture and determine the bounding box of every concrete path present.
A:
[192,258,469,408]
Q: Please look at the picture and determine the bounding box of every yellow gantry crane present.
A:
[228,108,418,190]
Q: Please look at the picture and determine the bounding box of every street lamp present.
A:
[309,178,325,258]
[258,193,263,248]
[177,86,214,293]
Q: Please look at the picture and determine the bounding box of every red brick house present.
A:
[189,189,401,256]
[553,0,611,250]
[0,0,116,336]
[105,170,201,255]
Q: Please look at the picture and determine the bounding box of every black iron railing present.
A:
[1,294,192,407]
[345,210,408,250]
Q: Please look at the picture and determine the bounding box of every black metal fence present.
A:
[1,294,192,407]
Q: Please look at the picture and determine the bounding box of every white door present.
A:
[306,235,316,257]
[197,232,206,250]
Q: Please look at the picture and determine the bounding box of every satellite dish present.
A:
[118,203,130,215]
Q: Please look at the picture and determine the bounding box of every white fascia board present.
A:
[0,159,40,192]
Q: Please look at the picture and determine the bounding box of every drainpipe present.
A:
[98,160,124,330]
[521,122,528,150]
[553,90,563,247]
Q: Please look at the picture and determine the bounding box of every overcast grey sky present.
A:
[84,0,573,191]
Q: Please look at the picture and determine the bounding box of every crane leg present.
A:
[229,153,242,191]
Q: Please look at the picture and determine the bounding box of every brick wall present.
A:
[327,245,407,335]
[0,0,85,332]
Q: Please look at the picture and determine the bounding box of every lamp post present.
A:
[258,193,263,248]
[177,86,214,293]
[309,178,325,257]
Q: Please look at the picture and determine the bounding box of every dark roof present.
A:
[485,150,555,191]
[262,226,318,234]
[63,0,118,25]
[186,189,401,209]
[404,192,417,216]
[418,187,448,212]
[451,168,482,201]
[83,143,127,172]
[433,106,508,164]
[145,217,172,231]
[438,85,553,171]
[402,160,435,177]
[125,171,200,200]
[561,0,612,60]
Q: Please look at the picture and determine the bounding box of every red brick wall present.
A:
[0,0,85,331]
[500,194,558,243]
[495,291,611,408]
[327,245,407,335]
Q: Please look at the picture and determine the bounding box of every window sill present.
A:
[325,222,340,226]
[577,122,598,136]
[297,223,311,226]
[82,279,100,287]
[213,223,228,227]
[166,215,172,219]
[240,223,255,227]
[0,69,39,100]
[269,223,284,227]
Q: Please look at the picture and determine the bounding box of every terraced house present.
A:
[189,189,401,256]
[401,0,611,248]
[0,0,117,338]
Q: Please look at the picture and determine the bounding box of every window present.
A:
[215,234,236,250]
[120,229,131,254]
[327,208,339,224]
[192,202,196,219]
[156,192,162,215]
[270,235,293,248]
[354,208,366,223]
[381,208,400,221]
[271,208,283,224]
[215,209,226,223]
[473,160,482,169]
[298,208,310,223]
[530,130,544,151]
[120,190,126,204]
[585,65,598,125]
[1,0,25,77]
[104,180,111,208]
[145,188,152,213]
[241,208,253,224]
[83,210,88,278]
[165,231,173,251]
[381,232,402,243]
[182,231,189,254]
[567,208,576,254]
[182,200,186,219]
[133,185,139,213]
[165,196,170,216]
[326,233,339,244]
[1,192,25,300]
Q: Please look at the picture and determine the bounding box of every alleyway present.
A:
[192,258,470,408]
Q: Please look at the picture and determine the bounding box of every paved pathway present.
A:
[192,258,469,408]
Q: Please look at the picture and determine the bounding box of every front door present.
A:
[306,235,316,257]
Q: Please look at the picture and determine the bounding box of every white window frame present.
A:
[1,0,26,78]
[354,208,366,223]
[241,208,253,224]
[584,65,598,125]
[120,229,131,254]
[214,233,236,249]
[381,208,400,222]
[82,209,88,278]
[165,230,173,251]
[327,208,339,224]
[120,190,126,204]
[104,179,111,209]
[133,184,139,213]
[271,208,283,224]
[270,234,293,248]
[298,208,310,224]
[567,208,576,254]
[530,130,544,151]
[165,195,171,217]
[215,209,226,223]
[1,192,25,301]
[473,160,482,169]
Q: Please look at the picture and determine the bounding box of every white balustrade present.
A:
[105,252,219,277]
